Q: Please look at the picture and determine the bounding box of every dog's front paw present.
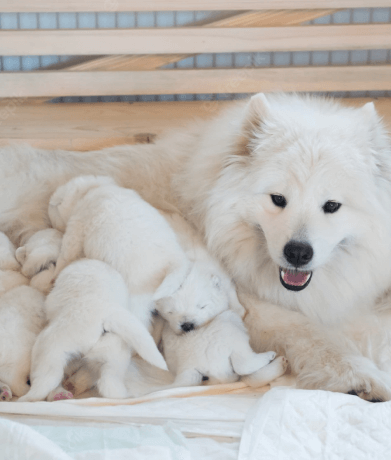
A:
[0,383,12,401]
[296,354,391,402]
[47,387,73,402]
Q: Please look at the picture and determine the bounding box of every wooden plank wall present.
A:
[1,1,391,98]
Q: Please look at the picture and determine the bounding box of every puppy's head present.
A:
[49,175,116,231]
[155,263,229,335]
[15,228,62,278]
[0,231,20,271]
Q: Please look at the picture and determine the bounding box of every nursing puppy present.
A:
[2,94,391,400]
[16,228,62,294]
[0,232,44,401]
[156,264,286,388]
[49,175,190,328]
[20,259,167,402]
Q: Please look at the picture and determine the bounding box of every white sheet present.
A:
[239,387,391,460]
[1,384,390,459]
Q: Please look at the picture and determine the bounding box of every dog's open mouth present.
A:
[279,268,312,292]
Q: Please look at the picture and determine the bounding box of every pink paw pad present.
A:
[1,391,9,400]
[53,391,73,401]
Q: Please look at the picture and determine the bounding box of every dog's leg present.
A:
[242,292,391,402]
[18,330,73,402]
[86,333,130,399]
[242,356,289,388]
[230,335,276,376]
[54,220,85,277]
[65,365,96,396]
[46,386,73,402]
[171,368,204,388]
[0,381,12,401]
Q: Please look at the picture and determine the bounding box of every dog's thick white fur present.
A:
[15,228,62,294]
[155,261,286,388]
[49,175,191,328]
[2,94,391,400]
[20,259,167,402]
[162,310,286,388]
[0,231,38,401]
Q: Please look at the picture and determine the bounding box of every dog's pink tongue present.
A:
[284,271,308,286]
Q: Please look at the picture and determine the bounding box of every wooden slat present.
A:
[0,98,390,152]
[2,66,391,98]
[1,0,390,12]
[3,25,391,56]
[57,9,338,73]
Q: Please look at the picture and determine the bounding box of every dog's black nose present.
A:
[181,322,195,332]
[283,241,313,267]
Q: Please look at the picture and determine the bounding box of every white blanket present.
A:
[240,387,391,460]
[1,386,390,459]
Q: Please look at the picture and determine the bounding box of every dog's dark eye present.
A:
[323,201,341,214]
[270,194,287,208]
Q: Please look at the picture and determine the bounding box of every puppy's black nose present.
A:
[283,241,313,267]
[181,322,195,333]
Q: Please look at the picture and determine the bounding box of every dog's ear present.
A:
[236,93,271,156]
[361,101,391,181]
[153,260,191,301]
[211,274,221,290]
[15,246,27,264]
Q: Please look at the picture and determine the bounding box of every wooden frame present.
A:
[0,2,390,149]
[2,0,391,12]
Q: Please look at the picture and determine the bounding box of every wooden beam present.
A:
[57,9,338,73]
[3,25,391,56]
[2,66,391,98]
[1,0,389,12]
[0,98,390,152]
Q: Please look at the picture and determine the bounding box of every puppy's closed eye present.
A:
[198,304,207,310]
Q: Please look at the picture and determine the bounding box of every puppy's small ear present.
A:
[236,93,271,156]
[211,275,221,290]
[15,246,26,264]
[361,101,377,119]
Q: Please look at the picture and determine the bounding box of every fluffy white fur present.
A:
[2,94,391,400]
[20,259,167,402]
[49,175,191,328]
[0,230,29,297]
[161,310,286,388]
[15,228,62,294]
[155,262,286,388]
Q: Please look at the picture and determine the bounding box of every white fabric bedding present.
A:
[1,382,391,459]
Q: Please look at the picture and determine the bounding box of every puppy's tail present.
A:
[105,310,168,371]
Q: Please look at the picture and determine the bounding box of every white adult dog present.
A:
[0,232,44,401]
[2,94,391,401]
[15,228,62,294]
[20,259,167,402]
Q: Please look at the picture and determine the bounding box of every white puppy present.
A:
[19,259,167,402]
[0,286,45,401]
[15,228,62,294]
[155,263,286,388]
[49,176,190,328]
[0,231,39,401]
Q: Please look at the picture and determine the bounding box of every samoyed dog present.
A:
[20,259,167,402]
[1,93,391,401]
[0,232,45,400]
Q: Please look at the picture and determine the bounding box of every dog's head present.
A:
[155,263,229,334]
[15,228,62,278]
[49,175,116,231]
[207,94,391,294]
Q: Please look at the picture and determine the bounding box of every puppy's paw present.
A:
[0,383,12,401]
[47,387,73,402]
[243,355,288,388]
